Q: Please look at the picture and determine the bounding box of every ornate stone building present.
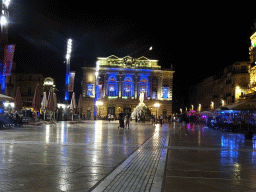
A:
[81,55,174,118]
[188,28,256,112]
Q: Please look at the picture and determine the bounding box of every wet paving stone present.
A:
[0,121,161,191]
[163,122,256,192]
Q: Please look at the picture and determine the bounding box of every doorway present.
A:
[108,107,115,115]
[87,110,91,119]
[124,108,131,115]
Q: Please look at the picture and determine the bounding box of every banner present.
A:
[3,44,15,76]
[68,71,75,92]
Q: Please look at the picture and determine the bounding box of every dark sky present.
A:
[6,1,256,111]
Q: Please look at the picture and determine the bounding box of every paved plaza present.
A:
[0,121,255,191]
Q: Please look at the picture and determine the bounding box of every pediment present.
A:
[137,56,149,61]
[107,55,119,60]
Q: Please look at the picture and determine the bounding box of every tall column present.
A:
[104,74,107,97]
[118,74,122,98]
[135,74,138,99]
[150,75,153,99]
[157,73,162,99]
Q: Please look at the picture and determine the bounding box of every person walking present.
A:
[160,115,163,125]
[108,114,111,122]
[181,112,188,134]
[125,113,130,129]
[118,111,124,129]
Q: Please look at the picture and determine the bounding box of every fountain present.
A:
[131,92,151,120]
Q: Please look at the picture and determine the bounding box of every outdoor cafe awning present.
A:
[217,101,256,112]
[0,94,14,101]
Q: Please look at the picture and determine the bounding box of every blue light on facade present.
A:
[139,76,149,98]
[123,76,133,97]
[87,84,93,96]
[1,74,5,94]
[107,74,118,96]
[65,92,69,101]
[163,87,168,98]
[64,73,69,101]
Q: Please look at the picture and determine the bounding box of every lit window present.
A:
[107,75,118,96]
[139,77,149,98]
[162,87,168,98]
[87,84,93,96]
[123,77,133,97]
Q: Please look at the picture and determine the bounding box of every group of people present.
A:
[117,112,131,129]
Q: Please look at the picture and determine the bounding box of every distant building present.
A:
[15,73,44,107]
[5,69,56,110]
[81,55,174,119]
[43,77,56,95]
[188,29,256,111]
[188,62,250,111]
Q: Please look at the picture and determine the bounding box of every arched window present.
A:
[107,75,118,96]
[123,77,133,97]
[87,84,93,96]
[139,77,149,98]
[162,87,168,98]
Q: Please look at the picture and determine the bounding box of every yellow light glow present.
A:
[96,101,103,106]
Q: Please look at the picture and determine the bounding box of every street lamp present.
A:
[154,103,160,120]
[198,104,201,112]
[1,15,7,26]
[3,0,11,8]
[1,0,11,96]
[65,38,72,102]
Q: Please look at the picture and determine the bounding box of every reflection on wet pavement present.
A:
[164,122,256,192]
[1,120,256,191]
[0,121,158,191]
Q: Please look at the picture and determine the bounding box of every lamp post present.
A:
[1,0,11,96]
[94,61,100,120]
[65,38,72,102]
[154,103,160,121]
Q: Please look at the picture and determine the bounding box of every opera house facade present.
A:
[81,55,174,119]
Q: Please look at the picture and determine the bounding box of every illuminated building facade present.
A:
[43,77,56,95]
[188,29,256,112]
[189,62,250,112]
[15,73,44,107]
[81,55,174,118]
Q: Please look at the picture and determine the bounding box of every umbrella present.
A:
[46,88,54,112]
[230,101,256,111]
[32,84,41,112]
[0,94,14,101]
[53,93,57,112]
[53,93,57,120]
[77,94,82,119]
[70,92,76,121]
[41,92,48,121]
[14,87,22,112]
[46,88,54,122]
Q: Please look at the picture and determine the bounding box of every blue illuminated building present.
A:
[123,76,133,98]
[81,55,174,119]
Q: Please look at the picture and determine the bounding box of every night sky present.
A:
[6,1,256,112]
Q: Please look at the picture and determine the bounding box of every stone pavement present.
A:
[0,120,165,191]
[162,122,256,192]
[0,120,256,191]
[92,125,168,192]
